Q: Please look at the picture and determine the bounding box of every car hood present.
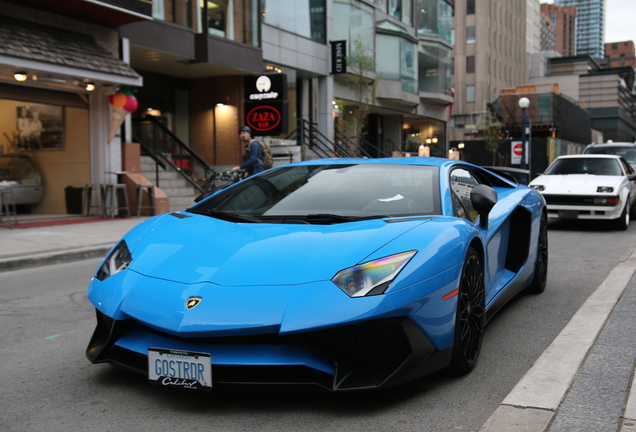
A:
[531,174,624,194]
[126,212,431,285]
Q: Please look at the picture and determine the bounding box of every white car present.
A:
[529,154,636,230]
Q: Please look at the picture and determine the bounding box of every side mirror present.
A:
[470,184,498,229]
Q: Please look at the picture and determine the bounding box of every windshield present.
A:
[544,157,622,176]
[585,146,636,166]
[188,164,441,223]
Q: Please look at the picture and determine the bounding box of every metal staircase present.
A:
[132,117,401,212]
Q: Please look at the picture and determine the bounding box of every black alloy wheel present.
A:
[450,247,485,375]
[527,212,548,294]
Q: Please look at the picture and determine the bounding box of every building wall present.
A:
[190,76,244,166]
[555,0,605,58]
[580,74,622,109]
[540,4,577,57]
[451,0,528,141]
[602,41,636,68]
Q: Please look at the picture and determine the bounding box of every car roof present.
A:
[555,154,623,160]
[585,142,636,148]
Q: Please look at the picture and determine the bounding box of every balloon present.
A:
[109,92,127,107]
[118,85,134,96]
[123,96,138,113]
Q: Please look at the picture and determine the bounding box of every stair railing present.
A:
[132,116,215,193]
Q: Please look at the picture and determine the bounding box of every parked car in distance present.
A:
[584,141,636,170]
[529,154,636,230]
[0,153,44,209]
[86,157,548,392]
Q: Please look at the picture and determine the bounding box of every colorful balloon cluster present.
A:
[108,85,138,113]
[108,86,138,141]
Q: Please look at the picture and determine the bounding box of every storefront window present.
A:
[418,41,452,93]
[263,0,326,44]
[417,0,453,44]
[403,118,446,156]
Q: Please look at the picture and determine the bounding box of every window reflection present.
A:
[262,0,326,44]
[417,0,453,44]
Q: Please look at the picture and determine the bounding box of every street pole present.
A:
[518,97,530,185]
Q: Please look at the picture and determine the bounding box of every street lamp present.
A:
[518,97,530,185]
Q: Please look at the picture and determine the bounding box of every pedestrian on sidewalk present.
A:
[231,126,264,177]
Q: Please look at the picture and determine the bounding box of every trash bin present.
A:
[65,186,83,214]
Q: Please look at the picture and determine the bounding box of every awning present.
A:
[0,16,142,91]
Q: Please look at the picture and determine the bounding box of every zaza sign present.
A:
[244,74,288,135]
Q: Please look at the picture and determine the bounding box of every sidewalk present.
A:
[1,216,635,431]
[0,216,148,272]
[482,249,636,432]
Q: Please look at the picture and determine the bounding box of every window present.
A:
[417,0,453,44]
[418,41,452,92]
[450,168,479,222]
[466,85,475,103]
[377,32,419,94]
[466,26,475,44]
[389,0,402,19]
[263,0,326,44]
[467,0,474,15]
[466,55,475,73]
[332,0,374,55]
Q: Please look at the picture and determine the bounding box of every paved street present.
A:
[1,217,636,431]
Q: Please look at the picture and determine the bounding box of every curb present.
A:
[479,249,636,432]
[0,246,111,273]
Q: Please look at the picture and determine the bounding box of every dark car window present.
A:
[619,158,634,175]
[585,146,636,167]
[189,164,442,222]
[450,168,479,223]
[544,158,622,176]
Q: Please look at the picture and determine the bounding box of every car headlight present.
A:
[95,240,132,281]
[531,184,545,191]
[597,186,614,193]
[332,251,416,297]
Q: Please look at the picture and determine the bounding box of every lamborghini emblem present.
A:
[186,296,202,310]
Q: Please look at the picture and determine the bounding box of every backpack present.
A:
[257,141,274,169]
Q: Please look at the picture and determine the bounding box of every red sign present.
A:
[247,105,281,131]
[513,142,523,156]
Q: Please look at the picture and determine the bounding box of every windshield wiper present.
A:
[187,209,261,223]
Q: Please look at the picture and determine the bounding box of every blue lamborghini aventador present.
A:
[86,157,548,391]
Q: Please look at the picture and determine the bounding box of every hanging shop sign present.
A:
[245,101,288,136]
[244,74,287,102]
[244,74,288,135]
[330,40,347,75]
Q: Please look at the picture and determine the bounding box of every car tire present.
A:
[630,199,636,221]
[527,212,548,294]
[614,204,629,231]
[449,246,485,375]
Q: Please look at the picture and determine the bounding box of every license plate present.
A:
[148,348,212,391]
[559,210,578,219]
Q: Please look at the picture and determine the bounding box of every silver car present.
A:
[584,141,636,170]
